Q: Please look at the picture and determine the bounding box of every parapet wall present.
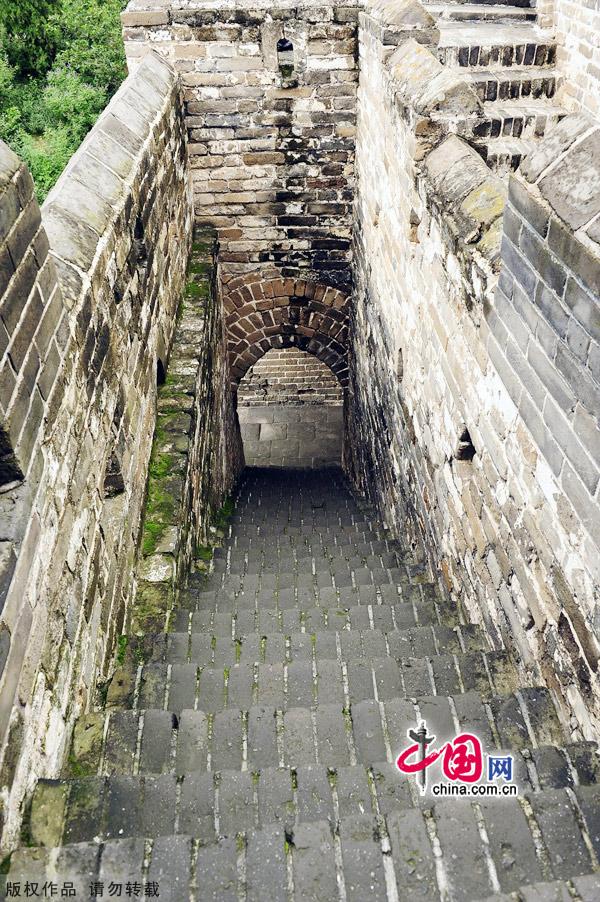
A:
[0,52,193,849]
[490,116,600,725]
[122,0,360,292]
[347,3,600,737]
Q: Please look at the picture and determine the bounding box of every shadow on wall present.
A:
[237,348,344,469]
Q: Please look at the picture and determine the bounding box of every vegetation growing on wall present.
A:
[0,0,127,200]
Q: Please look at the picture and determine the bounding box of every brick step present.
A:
[27,749,600,847]
[170,597,459,636]
[11,788,600,901]
[466,99,567,142]
[473,135,532,173]
[427,3,537,22]
[201,540,417,575]
[69,687,567,777]
[469,66,560,101]
[437,23,556,68]
[119,624,489,669]
[184,585,445,617]
[186,571,441,607]
[109,649,518,713]
[192,568,431,600]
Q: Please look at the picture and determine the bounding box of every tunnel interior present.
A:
[237,346,344,469]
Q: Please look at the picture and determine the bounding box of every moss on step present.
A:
[27,782,68,848]
[64,714,104,779]
[116,635,128,665]
[132,581,174,635]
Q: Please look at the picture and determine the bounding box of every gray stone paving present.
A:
[4,468,600,900]
[238,404,343,468]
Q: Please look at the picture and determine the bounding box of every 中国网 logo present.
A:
[396,721,517,797]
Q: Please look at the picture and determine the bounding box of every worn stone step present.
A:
[111,649,518,713]
[11,787,600,901]
[118,623,489,669]
[181,584,449,617]
[469,65,560,101]
[27,748,600,847]
[437,23,556,68]
[170,596,460,635]
[427,3,537,22]
[193,554,427,593]
[68,687,567,777]
[483,873,600,902]
[474,136,532,173]
[466,99,567,141]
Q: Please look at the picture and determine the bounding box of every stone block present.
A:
[0,140,20,186]
[6,200,42,267]
[390,41,481,119]
[521,115,593,184]
[538,128,600,230]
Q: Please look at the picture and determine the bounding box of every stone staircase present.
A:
[424,0,567,174]
[4,467,600,900]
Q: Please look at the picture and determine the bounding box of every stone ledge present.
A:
[517,115,600,295]
[388,39,481,120]
[424,134,506,264]
[42,52,178,293]
[363,0,440,47]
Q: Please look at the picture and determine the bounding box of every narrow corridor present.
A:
[12,469,600,900]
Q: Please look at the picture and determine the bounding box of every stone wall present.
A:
[131,230,244,637]
[238,347,344,405]
[490,115,600,731]
[122,0,360,292]
[537,0,600,117]
[239,403,344,468]
[0,52,193,850]
[346,4,600,738]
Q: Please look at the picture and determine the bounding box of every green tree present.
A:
[0,0,59,78]
[0,0,128,200]
[49,0,127,95]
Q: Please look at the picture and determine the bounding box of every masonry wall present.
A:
[347,10,600,739]
[122,0,360,292]
[554,0,600,117]
[0,52,193,849]
[129,230,244,638]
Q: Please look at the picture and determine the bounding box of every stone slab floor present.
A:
[5,469,600,901]
[238,404,343,468]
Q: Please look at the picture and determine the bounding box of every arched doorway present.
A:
[237,347,344,468]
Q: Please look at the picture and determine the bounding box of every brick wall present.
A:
[121,0,360,292]
[555,0,600,117]
[0,53,193,849]
[346,7,600,739]
[489,115,600,727]
[238,347,344,405]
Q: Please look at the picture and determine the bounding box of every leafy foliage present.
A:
[0,0,127,200]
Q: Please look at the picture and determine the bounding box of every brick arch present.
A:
[224,275,350,388]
